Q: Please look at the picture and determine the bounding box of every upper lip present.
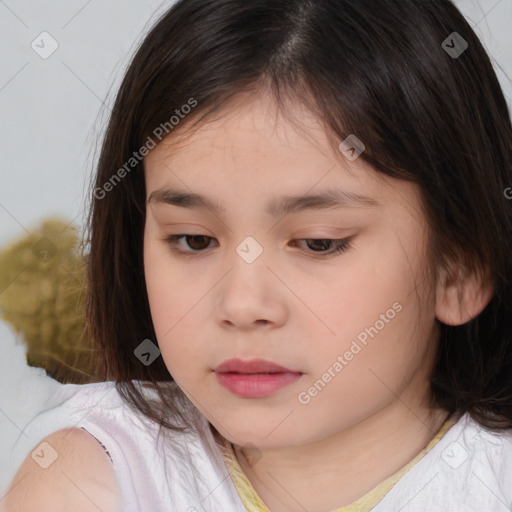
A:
[214,358,301,374]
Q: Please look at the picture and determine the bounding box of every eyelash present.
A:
[163,234,353,258]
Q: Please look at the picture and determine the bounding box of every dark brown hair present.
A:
[84,0,512,433]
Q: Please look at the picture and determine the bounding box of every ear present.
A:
[435,264,494,326]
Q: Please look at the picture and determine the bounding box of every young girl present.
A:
[4,0,512,510]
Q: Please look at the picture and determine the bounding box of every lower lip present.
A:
[215,372,302,398]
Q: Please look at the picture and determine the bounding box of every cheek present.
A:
[315,248,408,339]
[144,269,201,381]
[315,232,432,370]
[143,235,202,361]
[143,230,225,389]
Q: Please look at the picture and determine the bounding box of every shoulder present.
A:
[468,416,512,473]
[2,428,122,512]
[441,413,512,502]
[457,412,512,455]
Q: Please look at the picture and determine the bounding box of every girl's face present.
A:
[143,92,440,449]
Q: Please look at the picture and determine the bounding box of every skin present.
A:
[143,90,493,512]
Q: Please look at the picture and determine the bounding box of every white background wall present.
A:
[0,0,171,247]
[0,0,511,248]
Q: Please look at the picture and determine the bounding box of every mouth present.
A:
[213,358,303,398]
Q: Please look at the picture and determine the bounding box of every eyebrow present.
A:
[148,187,380,217]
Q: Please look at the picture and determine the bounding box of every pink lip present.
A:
[214,358,297,374]
[214,358,303,398]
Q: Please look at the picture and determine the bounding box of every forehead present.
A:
[143,93,422,217]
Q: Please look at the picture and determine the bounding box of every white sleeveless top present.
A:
[6,380,512,511]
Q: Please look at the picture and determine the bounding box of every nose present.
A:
[215,257,288,331]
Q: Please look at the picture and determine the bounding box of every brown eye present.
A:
[165,234,216,253]
[304,239,332,251]
[182,235,212,250]
[292,238,352,256]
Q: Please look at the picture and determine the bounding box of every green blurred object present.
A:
[0,218,101,384]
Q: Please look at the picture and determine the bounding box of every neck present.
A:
[225,403,453,512]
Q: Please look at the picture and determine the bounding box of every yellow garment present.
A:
[218,414,458,512]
